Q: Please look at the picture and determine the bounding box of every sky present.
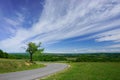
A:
[0,0,120,53]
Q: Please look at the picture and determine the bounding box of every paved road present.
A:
[0,63,68,80]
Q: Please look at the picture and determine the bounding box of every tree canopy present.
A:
[26,42,44,62]
[0,49,8,58]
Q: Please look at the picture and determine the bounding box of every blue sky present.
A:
[0,0,120,53]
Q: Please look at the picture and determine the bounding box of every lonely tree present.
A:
[26,42,44,62]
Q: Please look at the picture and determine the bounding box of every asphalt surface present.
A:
[0,63,68,80]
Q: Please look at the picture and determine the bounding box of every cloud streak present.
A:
[0,0,120,52]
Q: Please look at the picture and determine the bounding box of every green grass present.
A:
[41,62,120,80]
[0,58,45,73]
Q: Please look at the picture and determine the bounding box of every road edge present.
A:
[35,63,70,80]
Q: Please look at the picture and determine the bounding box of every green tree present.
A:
[0,49,3,58]
[26,42,44,62]
[0,49,8,58]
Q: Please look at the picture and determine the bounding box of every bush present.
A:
[0,49,8,58]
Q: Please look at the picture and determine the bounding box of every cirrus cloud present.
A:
[0,0,120,52]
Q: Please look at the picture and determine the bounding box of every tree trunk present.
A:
[30,53,33,62]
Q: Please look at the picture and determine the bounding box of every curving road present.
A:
[0,63,68,80]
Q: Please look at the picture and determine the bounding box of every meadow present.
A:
[0,58,44,73]
[41,62,120,80]
[0,53,120,80]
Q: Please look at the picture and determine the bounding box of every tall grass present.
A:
[0,58,44,73]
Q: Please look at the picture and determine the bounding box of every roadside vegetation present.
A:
[0,42,45,73]
[41,62,120,80]
[0,58,45,73]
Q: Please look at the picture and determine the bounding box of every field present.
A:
[0,58,45,73]
[1,53,120,80]
[41,62,120,80]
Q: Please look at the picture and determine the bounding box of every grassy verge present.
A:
[41,62,120,80]
[0,58,45,73]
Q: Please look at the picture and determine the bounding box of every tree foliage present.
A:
[26,42,44,62]
[0,49,8,58]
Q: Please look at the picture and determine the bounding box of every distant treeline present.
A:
[0,49,8,58]
[75,53,120,62]
[8,53,120,62]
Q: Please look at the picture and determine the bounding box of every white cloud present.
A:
[4,11,24,26]
[76,48,120,53]
[0,0,120,52]
[81,28,120,42]
[108,44,120,48]
[4,18,19,26]
[29,0,120,42]
[95,29,120,42]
